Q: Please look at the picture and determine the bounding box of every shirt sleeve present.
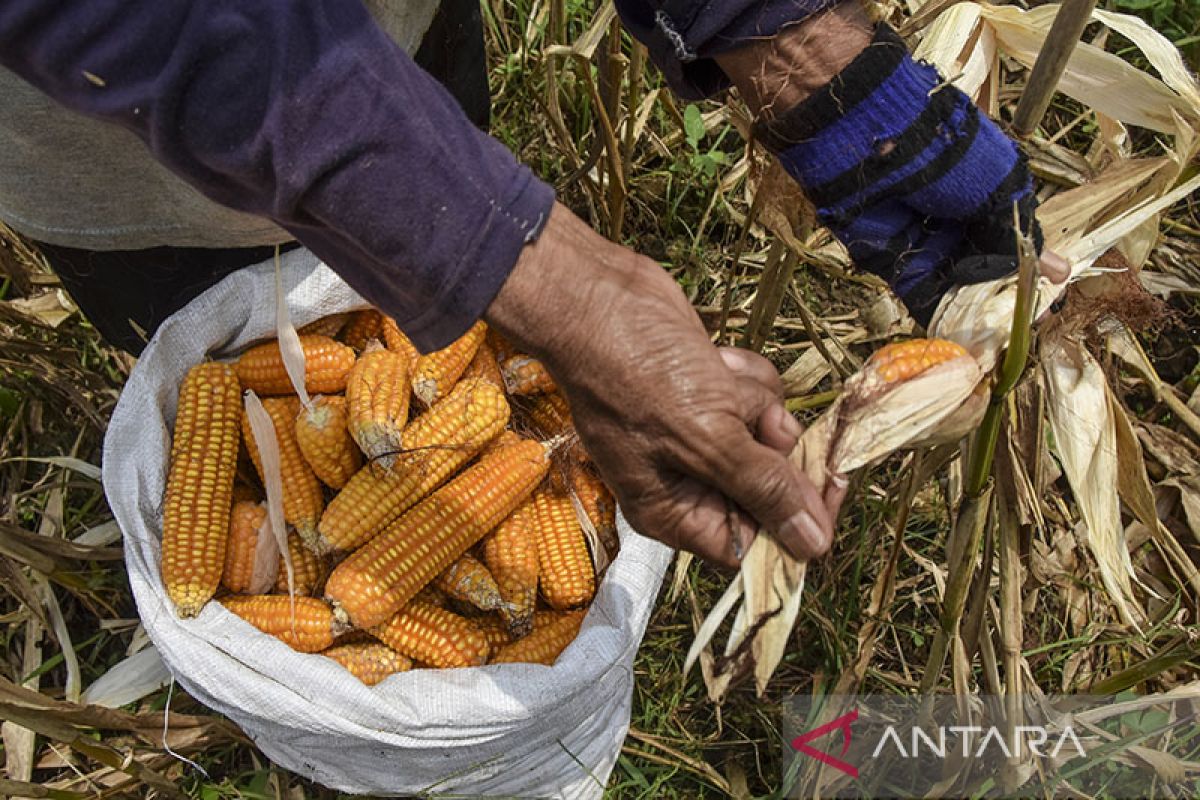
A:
[614,0,839,99]
[0,1,554,351]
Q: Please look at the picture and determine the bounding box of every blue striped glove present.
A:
[755,25,1042,325]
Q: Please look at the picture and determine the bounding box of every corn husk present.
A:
[689,2,1200,699]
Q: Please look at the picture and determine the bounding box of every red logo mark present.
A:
[790,709,859,778]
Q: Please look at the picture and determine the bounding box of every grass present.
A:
[3,0,1200,797]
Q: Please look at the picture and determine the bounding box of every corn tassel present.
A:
[412,320,486,406]
[321,641,412,685]
[221,595,347,653]
[295,395,361,489]
[314,378,509,553]
[325,438,551,628]
[491,608,585,665]
[370,602,490,668]
[162,362,242,618]
[534,489,596,610]
[243,396,325,546]
[234,334,356,396]
[345,345,410,469]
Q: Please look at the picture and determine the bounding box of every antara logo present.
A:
[790,709,859,778]
[871,725,1087,760]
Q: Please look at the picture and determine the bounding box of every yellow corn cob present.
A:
[527,392,573,437]
[491,608,586,665]
[314,378,509,553]
[460,339,504,389]
[276,530,327,596]
[221,500,269,594]
[482,500,538,638]
[298,313,350,338]
[412,320,487,406]
[370,602,490,668]
[413,584,449,608]
[534,489,596,610]
[473,615,513,651]
[221,595,347,653]
[295,395,361,489]
[434,554,504,612]
[321,641,412,685]
[235,335,356,396]
[162,362,242,618]
[501,355,557,396]
[340,309,384,351]
[867,338,969,384]
[380,317,421,373]
[480,429,523,458]
[326,438,551,628]
[345,345,411,469]
[242,396,325,546]
[487,328,517,365]
[570,466,619,559]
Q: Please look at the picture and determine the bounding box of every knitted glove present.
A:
[755,24,1042,325]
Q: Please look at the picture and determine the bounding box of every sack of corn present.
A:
[102,248,672,798]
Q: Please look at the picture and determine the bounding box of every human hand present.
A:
[485,203,848,568]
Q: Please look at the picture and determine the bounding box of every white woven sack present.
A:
[103,249,673,798]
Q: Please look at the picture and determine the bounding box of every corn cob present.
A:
[294,395,360,489]
[345,345,410,469]
[867,338,969,384]
[380,317,421,373]
[243,396,325,546]
[473,615,513,651]
[235,335,356,396]
[298,313,350,338]
[326,438,551,628]
[479,429,523,458]
[527,392,573,437]
[314,378,509,553]
[570,466,619,559]
[412,320,487,406]
[221,500,270,594]
[276,530,326,596]
[413,584,449,608]
[340,309,384,351]
[370,602,490,668]
[434,554,504,612]
[321,641,412,685]
[162,362,242,618]
[534,489,596,610]
[487,328,517,365]
[221,595,347,653]
[491,608,586,665]
[482,500,538,638]
[501,355,557,396]
[460,339,504,389]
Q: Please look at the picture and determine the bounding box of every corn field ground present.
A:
[2,0,1200,797]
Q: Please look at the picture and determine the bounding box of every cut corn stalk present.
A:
[340,309,384,351]
[221,595,347,653]
[491,608,585,665]
[482,499,539,638]
[294,395,361,489]
[321,641,412,685]
[434,553,504,612]
[314,377,510,553]
[345,345,411,469]
[370,602,490,668]
[243,396,325,546]
[325,437,551,628]
[412,320,487,406]
[534,489,596,610]
[276,530,326,596]
[161,362,242,618]
[501,355,557,396]
[234,335,356,396]
[380,317,421,373]
[221,500,274,594]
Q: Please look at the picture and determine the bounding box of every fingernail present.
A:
[782,509,827,557]
[776,409,803,441]
[832,473,849,490]
[731,534,745,562]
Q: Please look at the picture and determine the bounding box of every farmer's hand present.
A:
[716,0,1068,326]
[486,202,847,568]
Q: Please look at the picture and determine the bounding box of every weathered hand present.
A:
[486,203,847,568]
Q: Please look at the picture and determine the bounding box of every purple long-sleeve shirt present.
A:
[0,0,827,351]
